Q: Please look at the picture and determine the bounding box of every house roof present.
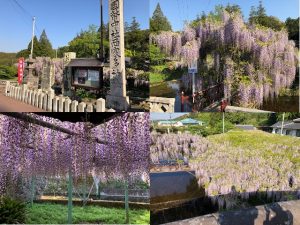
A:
[271,119,300,130]
[235,125,256,130]
[158,120,179,124]
[180,118,202,124]
[67,58,104,67]
[294,118,300,123]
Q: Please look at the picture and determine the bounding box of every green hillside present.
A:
[0,52,18,66]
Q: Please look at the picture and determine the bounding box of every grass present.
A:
[150,64,184,84]
[208,130,300,165]
[188,130,300,198]
[26,203,150,224]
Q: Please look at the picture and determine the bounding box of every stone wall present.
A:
[5,81,108,112]
[147,97,175,113]
[165,200,300,225]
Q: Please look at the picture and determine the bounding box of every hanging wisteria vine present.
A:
[151,10,298,108]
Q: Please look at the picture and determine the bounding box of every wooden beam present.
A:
[1,113,108,145]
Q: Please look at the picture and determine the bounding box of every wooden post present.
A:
[222,112,225,133]
[125,180,129,224]
[83,174,87,206]
[97,183,101,200]
[68,168,73,224]
[30,175,35,207]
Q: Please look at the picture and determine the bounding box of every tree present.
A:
[38,30,54,57]
[150,3,172,33]
[129,17,140,32]
[285,17,299,47]
[68,25,109,58]
[150,44,165,65]
[57,46,70,58]
[0,65,17,79]
[16,31,55,59]
[125,21,130,33]
[249,1,284,31]
[225,3,242,15]
[257,0,266,17]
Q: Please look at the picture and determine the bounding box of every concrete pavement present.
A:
[0,94,45,112]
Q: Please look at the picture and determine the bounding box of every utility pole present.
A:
[30,16,36,59]
[280,113,286,136]
[99,0,104,90]
[100,0,104,61]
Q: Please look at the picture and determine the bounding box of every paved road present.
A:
[0,94,45,112]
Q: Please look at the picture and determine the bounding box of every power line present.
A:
[8,0,31,27]
[9,0,42,37]
[12,0,33,19]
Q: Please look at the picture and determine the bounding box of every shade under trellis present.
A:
[0,112,150,224]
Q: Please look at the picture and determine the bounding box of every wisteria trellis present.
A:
[0,113,150,194]
[151,10,298,107]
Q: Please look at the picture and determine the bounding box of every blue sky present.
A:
[150,0,299,31]
[0,0,149,52]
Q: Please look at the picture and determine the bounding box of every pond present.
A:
[150,81,192,112]
[150,171,215,225]
[261,96,299,112]
[151,81,300,112]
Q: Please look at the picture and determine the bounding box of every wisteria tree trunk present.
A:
[67,168,73,224]
[124,179,129,224]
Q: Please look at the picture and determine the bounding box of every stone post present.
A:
[106,0,129,111]
[47,89,55,112]
[86,104,93,112]
[31,90,37,106]
[35,90,42,107]
[53,96,59,112]
[78,102,86,112]
[43,94,48,111]
[21,85,27,102]
[64,98,72,112]
[19,87,22,100]
[71,101,79,112]
[38,93,44,109]
[58,96,65,112]
[10,86,14,98]
[24,90,28,103]
[96,98,106,112]
[29,90,33,104]
[14,87,18,99]
[5,81,10,96]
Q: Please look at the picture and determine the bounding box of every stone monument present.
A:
[23,58,39,89]
[63,52,77,97]
[106,0,129,111]
[40,61,55,91]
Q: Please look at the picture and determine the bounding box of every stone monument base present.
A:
[106,95,130,111]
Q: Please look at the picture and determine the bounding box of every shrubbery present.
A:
[0,196,27,224]
[0,65,17,80]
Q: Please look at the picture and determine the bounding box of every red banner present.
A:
[18,58,25,85]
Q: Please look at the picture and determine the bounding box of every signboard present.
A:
[188,61,198,74]
[18,58,25,85]
[73,68,100,88]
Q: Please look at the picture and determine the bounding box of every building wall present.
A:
[272,128,300,137]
